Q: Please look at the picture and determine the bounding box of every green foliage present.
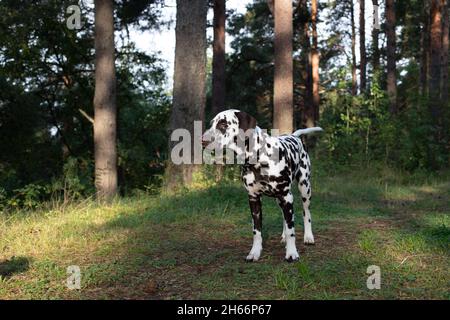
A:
[7,184,49,210]
[317,77,449,170]
[0,0,170,207]
[0,0,448,210]
[223,0,449,174]
[50,157,95,200]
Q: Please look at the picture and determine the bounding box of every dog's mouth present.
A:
[201,139,210,148]
[201,134,214,148]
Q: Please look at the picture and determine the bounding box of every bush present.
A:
[317,77,449,171]
[8,183,49,209]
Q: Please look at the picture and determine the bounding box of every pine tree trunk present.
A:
[212,0,226,182]
[372,0,380,74]
[441,0,449,106]
[311,0,320,124]
[93,0,118,202]
[359,0,367,93]
[430,0,443,121]
[212,0,226,115]
[386,0,397,113]
[298,0,313,128]
[273,0,293,134]
[351,0,357,96]
[166,0,207,190]
[420,1,431,96]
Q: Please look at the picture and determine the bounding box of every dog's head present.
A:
[202,109,257,150]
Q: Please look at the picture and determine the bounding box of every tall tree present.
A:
[372,0,380,74]
[166,0,207,189]
[298,0,314,126]
[212,0,226,115]
[311,0,320,124]
[430,0,443,120]
[93,0,118,202]
[420,0,431,95]
[351,0,357,96]
[386,0,397,113]
[359,0,367,93]
[441,0,449,106]
[273,0,294,134]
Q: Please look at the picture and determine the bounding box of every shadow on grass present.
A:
[0,256,30,278]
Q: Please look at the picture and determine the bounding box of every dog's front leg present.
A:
[277,192,300,262]
[246,195,263,262]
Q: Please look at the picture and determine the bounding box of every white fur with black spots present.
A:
[202,110,323,262]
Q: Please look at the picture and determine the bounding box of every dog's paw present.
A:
[245,247,262,262]
[245,252,261,262]
[304,233,315,245]
[285,251,300,263]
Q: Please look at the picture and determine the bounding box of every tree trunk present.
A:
[298,0,313,128]
[420,1,431,95]
[166,0,207,190]
[93,0,118,202]
[372,0,380,75]
[351,0,357,96]
[212,0,226,182]
[359,0,367,93]
[386,0,397,113]
[212,0,226,115]
[441,0,449,106]
[268,0,274,15]
[430,0,443,121]
[273,0,294,134]
[311,0,320,124]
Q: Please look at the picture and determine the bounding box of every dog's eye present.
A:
[216,120,228,134]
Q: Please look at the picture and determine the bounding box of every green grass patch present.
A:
[0,165,449,299]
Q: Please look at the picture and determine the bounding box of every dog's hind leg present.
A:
[299,179,315,245]
[246,195,263,262]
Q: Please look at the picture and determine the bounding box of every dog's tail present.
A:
[292,127,323,137]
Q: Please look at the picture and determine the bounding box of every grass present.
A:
[0,164,449,299]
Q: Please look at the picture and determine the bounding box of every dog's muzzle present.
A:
[201,134,213,148]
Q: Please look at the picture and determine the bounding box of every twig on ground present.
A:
[396,254,428,268]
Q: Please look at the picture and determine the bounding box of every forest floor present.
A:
[0,165,449,299]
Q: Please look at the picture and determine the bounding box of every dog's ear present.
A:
[235,111,257,132]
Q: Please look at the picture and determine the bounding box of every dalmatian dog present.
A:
[202,109,323,262]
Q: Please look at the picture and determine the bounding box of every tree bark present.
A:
[212,0,226,115]
[386,0,397,113]
[358,0,366,93]
[372,0,380,75]
[273,0,294,134]
[441,0,449,106]
[351,0,357,96]
[430,0,443,121]
[359,0,367,93]
[420,0,431,95]
[267,0,274,15]
[298,0,313,128]
[311,0,320,124]
[166,0,207,190]
[93,0,118,202]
